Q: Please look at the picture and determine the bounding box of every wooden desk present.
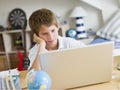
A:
[20,70,28,90]
[20,69,120,90]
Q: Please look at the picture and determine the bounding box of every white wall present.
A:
[101,0,119,23]
[79,0,120,31]
[0,0,119,32]
[0,0,77,27]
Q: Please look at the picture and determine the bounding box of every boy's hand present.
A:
[33,34,46,49]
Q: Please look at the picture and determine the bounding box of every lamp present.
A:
[70,6,88,39]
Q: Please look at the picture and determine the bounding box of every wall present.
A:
[0,0,77,28]
[79,0,120,31]
[0,0,119,32]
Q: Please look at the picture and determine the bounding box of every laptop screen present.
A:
[40,42,113,89]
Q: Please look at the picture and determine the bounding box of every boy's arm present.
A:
[31,34,46,70]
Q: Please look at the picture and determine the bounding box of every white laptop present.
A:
[40,42,114,89]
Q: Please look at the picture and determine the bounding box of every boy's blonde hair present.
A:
[29,8,58,36]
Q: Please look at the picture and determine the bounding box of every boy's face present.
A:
[38,24,59,47]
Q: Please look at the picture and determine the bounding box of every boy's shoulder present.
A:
[29,44,38,53]
[58,36,76,41]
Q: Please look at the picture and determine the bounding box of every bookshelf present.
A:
[0,29,32,71]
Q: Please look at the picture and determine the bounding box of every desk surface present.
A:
[20,69,120,90]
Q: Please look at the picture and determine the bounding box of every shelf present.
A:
[79,37,95,44]
[78,35,96,44]
[7,50,24,54]
[79,37,120,57]
[0,29,32,71]
[0,51,22,55]
[3,30,22,33]
[0,52,6,55]
[0,29,31,34]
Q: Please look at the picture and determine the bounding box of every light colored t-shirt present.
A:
[28,36,86,70]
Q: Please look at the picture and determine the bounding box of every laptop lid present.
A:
[40,42,114,89]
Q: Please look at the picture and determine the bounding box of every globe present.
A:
[26,69,52,90]
[66,28,77,39]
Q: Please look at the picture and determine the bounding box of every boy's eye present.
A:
[42,33,48,35]
[52,29,55,32]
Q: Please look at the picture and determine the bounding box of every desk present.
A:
[20,70,28,90]
[73,69,120,90]
[20,69,120,90]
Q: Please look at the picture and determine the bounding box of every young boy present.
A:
[28,8,86,70]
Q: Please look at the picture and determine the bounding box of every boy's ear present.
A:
[58,28,63,36]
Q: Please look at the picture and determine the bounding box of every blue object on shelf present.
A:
[90,38,110,44]
[90,38,120,49]
[66,28,77,39]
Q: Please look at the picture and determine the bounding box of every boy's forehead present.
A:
[40,25,57,30]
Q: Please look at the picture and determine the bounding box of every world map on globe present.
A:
[26,69,51,90]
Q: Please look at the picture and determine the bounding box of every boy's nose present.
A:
[48,33,53,40]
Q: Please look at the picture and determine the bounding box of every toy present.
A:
[66,28,77,39]
[26,70,51,90]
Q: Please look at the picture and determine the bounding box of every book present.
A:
[9,75,16,90]
[12,75,22,90]
[0,78,2,90]
[5,77,10,90]
[2,77,7,90]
